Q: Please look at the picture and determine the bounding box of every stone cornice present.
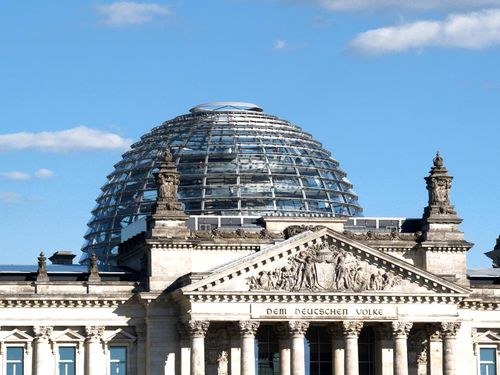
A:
[183,291,467,304]
[459,299,500,310]
[0,297,129,308]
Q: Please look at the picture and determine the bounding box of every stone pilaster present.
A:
[288,321,309,375]
[135,323,148,375]
[85,325,105,375]
[343,321,363,375]
[33,326,53,375]
[427,326,443,375]
[375,325,393,375]
[392,321,412,375]
[441,322,461,375]
[238,321,260,375]
[327,324,345,375]
[186,320,210,375]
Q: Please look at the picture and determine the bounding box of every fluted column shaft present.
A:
[34,326,53,375]
[238,321,260,375]
[392,321,412,375]
[289,321,310,375]
[441,322,460,375]
[186,320,210,375]
[85,326,105,375]
[343,321,363,375]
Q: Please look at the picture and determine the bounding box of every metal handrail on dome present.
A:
[190,102,263,113]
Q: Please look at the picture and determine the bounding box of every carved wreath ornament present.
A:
[247,241,401,292]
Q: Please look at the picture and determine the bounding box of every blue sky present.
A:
[0,1,499,267]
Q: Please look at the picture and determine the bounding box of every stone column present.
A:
[85,326,105,375]
[391,321,412,375]
[186,320,210,375]
[275,323,291,375]
[238,321,260,375]
[33,326,53,375]
[427,326,443,375]
[327,324,345,375]
[288,321,310,375]
[441,322,461,375]
[343,321,363,375]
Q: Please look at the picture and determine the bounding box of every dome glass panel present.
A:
[81,103,363,263]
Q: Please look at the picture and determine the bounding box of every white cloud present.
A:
[273,39,287,50]
[1,171,30,180]
[97,1,170,27]
[0,126,132,153]
[0,192,21,204]
[35,168,55,178]
[312,0,500,11]
[348,9,500,55]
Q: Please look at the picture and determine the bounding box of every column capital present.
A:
[342,321,363,338]
[392,321,413,338]
[186,320,210,338]
[441,322,461,338]
[33,326,53,342]
[288,320,310,338]
[85,326,105,342]
[238,320,260,337]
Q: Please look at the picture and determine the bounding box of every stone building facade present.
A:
[0,104,499,375]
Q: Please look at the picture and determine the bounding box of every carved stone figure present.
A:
[283,225,325,239]
[247,240,401,292]
[217,351,228,375]
[152,150,184,215]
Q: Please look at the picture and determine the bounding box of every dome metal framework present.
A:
[81,103,363,263]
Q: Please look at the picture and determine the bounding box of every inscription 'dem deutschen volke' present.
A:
[250,304,397,320]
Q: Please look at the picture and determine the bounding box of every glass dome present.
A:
[81,102,362,263]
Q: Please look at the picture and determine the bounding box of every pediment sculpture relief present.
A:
[247,241,401,292]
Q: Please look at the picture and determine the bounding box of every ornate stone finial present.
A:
[288,321,310,337]
[392,321,413,338]
[185,320,210,338]
[342,321,363,338]
[88,253,101,282]
[423,152,461,222]
[36,251,49,281]
[238,321,260,337]
[34,326,53,341]
[152,150,185,216]
[441,322,461,338]
[433,151,444,168]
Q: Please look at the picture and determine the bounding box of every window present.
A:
[480,347,497,375]
[110,346,127,375]
[58,347,76,375]
[6,347,24,375]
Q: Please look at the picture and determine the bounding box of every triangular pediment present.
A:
[474,330,500,344]
[52,329,85,342]
[183,228,469,298]
[1,329,33,342]
[104,328,136,343]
